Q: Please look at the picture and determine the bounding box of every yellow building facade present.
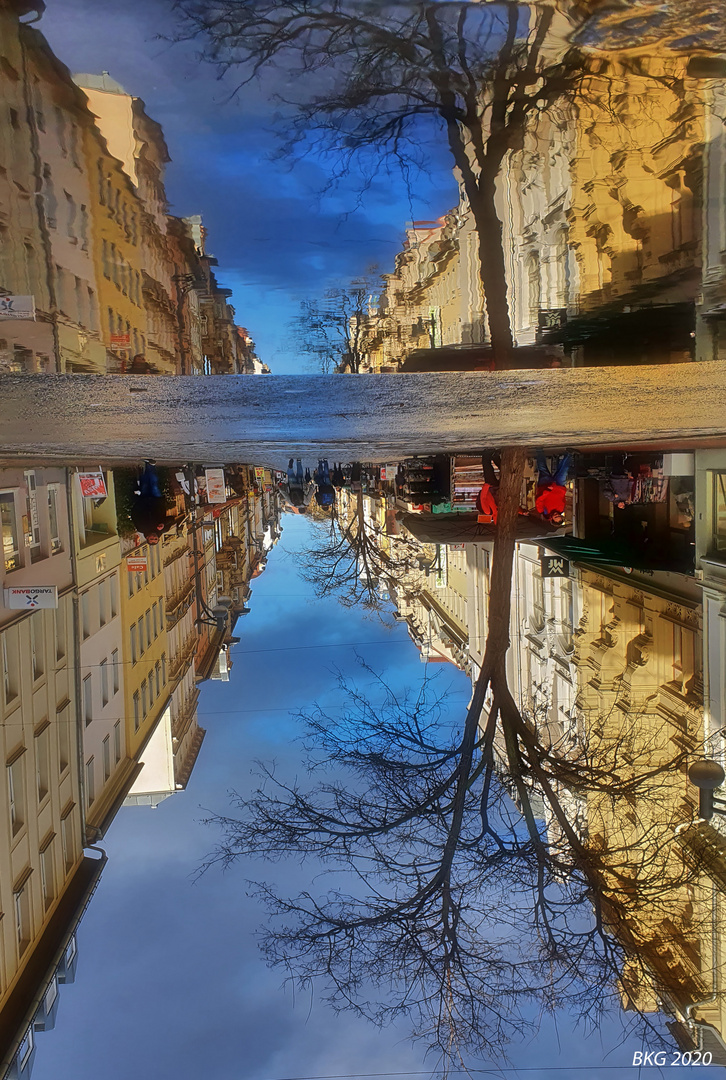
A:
[119,540,170,763]
[80,118,146,371]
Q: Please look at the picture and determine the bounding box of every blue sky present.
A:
[39,0,458,373]
[27,513,706,1080]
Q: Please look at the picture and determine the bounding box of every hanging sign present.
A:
[0,295,35,320]
[109,333,131,350]
[78,471,107,498]
[205,468,226,503]
[254,466,266,485]
[126,556,148,573]
[541,554,570,578]
[5,586,58,609]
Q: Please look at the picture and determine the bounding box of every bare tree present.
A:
[197,450,712,1060]
[200,644,707,1060]
[288,272,380,373]
[300,488,431,609]
[172,0,594,364]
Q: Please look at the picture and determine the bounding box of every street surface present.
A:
[1,364,725,466]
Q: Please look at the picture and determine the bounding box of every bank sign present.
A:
[0,295,35,320]
[4,586,58,609]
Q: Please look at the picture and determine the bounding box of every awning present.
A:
[400,512,565,545]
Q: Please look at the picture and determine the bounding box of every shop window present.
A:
[1,491,20,572]
[710,471,726,559]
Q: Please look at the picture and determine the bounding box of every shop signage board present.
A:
[127,556,148,573]
[540,555,570,578]
[254,466,266,485]
[5,586,58,609]
[0,295,35,320]
[78,471,107,498]
[205,468,227,503]
[109,333,131,350]
[538,308,567,333]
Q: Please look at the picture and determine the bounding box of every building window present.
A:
[111,648,119,694]
[18,1029,34,1072]
[58,704,70,773]
[99,581,107,627]
[64,191,77,240]
[127,569,135,597]
[148,671,155,707]
[711,471,726,559]
[100,658,109,706]
[109,573,118,618]
[140,679,147,719]
[30,615,43,681]
[152,602,158,639]
[42,164,56,227]
[55,609,66,656]
[113,719,122,764]
[161,653,167,686]
[155,660,161,699]
[47,485,62,554]
[61,807,75,872]
[14,882,31,955]
[8,756,25,836]
[85,758,95,807]
[130,624,138,664]
[145,609,152,648]
[1,491,20,572]
[2,633,16,703]
[102,735,111,782]
[83,674,93,726]
[133,691,141,732]
[40,841,54,910]
[35,727,49,802]
[81,591,91,640]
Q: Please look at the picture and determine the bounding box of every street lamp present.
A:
[688,760,726,821]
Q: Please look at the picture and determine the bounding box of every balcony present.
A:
[165,578,195,629]
[172,687,201,742]
[169,630,196,683]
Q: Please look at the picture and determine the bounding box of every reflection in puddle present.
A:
[1,451,725,1077]
[2,0,726,1076]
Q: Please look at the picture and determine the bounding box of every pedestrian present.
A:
[476,451,500,523]
[535,452,572,525]
[129,353,153,374]
[332,463,345,488]
[316,459,331,485]
[285,457,309,509]
[130,460,168,541]
[314,458,335,510]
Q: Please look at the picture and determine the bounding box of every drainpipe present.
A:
[19,21,61,371]
[684,882,719,1031]
[65,471,90,842]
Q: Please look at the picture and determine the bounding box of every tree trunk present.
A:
[470,173,515,367]
[482,446,525,665]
